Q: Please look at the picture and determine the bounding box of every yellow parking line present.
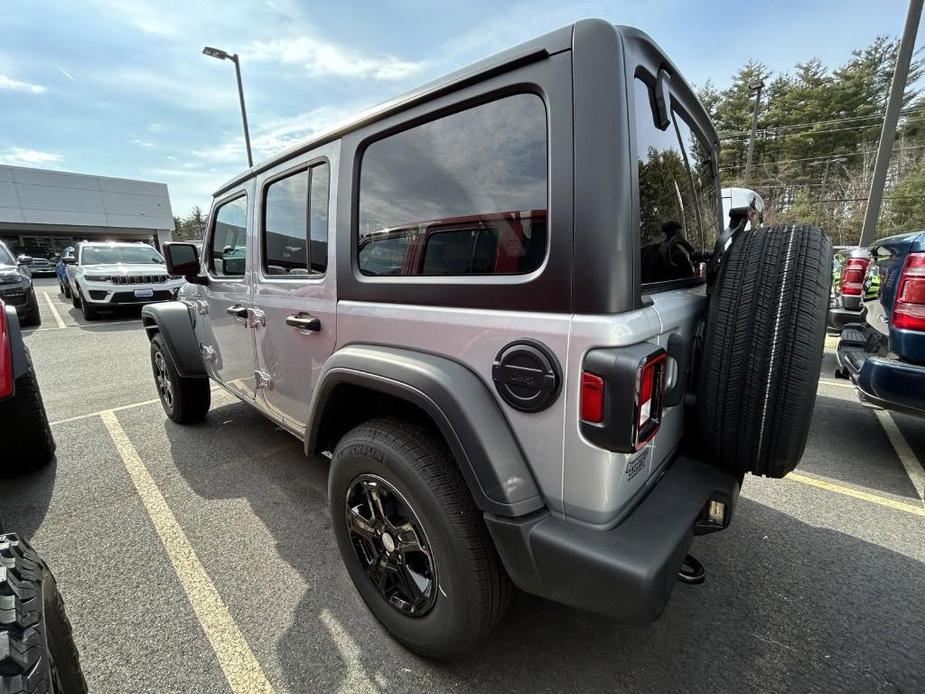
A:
[817,378,855,389]
[319,610,378,694]
[788,472,925,517]
[99,410,274,693]
[49,386,227,425]
[50,398,163,425]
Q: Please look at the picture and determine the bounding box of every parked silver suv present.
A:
[142,20,831,658]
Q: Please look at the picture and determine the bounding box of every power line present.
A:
[717,106,925,138]
[721,122,893,141]
[719,143,925,172]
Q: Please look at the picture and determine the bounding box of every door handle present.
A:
[285,313,321,332]
[226,305,248,321]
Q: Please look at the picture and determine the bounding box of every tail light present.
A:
[840,256,870,296]
[892,252,925,331]
[0,303,12,399]
[580,344,668,453]
[580,372,605,423]
[635,351,667,448]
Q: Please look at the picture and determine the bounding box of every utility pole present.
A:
[858,0,923,246]
[743,80,764,185]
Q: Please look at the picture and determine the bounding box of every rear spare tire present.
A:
[698,223,831,478]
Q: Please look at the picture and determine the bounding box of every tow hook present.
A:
[678,554,705,585]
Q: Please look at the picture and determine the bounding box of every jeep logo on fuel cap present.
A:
[492,341,561,412]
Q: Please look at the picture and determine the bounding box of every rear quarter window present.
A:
[357,93,548,277]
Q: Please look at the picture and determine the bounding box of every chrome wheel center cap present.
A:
[381,532,395,553]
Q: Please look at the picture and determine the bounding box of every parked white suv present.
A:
[64,242,183,320]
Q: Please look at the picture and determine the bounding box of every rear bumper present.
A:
[828,306,865,331]
[485,456,739,621]
[837,324,925,418]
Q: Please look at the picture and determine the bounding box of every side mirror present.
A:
[62,256,76,265]
[17,255,33,266]
[164,242,208,284]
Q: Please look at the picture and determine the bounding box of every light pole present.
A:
[743,80,764,186]
[202,46,254,168]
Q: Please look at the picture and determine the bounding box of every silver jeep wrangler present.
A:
[143,20,831,658]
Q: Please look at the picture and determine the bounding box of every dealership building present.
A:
[0,164,174,257]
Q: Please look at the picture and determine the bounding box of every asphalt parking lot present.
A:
[2,277,924,693]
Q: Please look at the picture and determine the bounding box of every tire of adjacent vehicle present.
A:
[70,287,79,309]
[0,534,87,694]
[698,223,832,479]
[78,290,98,321]
[328,418,511,659]
[19,293,41,328]
[149,333,210,424]
[0,348,55,473]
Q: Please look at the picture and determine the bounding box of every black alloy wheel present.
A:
[345,474,438,617]
[153,347,175,414]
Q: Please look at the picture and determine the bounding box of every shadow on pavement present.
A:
[162,401,925,693]
[0,456,58,541]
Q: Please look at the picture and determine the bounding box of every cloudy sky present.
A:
[1,0,921,217]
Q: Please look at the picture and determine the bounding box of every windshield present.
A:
[0,243,14,265]
[80,245,164,265]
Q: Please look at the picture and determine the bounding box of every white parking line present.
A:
[874,410,925,506]
[100,410,274,693]
[41,291,67,329]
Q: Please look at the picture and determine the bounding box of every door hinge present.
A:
[248,308,266,328]
[196,300,209,315]
[254,370,273,390]
[200,344,217,362]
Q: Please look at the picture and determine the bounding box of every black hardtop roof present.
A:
[213,19,716,198]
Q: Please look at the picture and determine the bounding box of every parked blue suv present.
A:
[837,230,925,418]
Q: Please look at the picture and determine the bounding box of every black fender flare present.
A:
[140,302,207,378]
[305,345,545,517]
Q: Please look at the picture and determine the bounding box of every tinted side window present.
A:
[264,171,308,275]
[633,78,715,285]
[309,163,329,274]
[210,196,248,277]
[262,162,329,277]
[358,93,547,276]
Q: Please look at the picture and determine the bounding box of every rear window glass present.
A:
[264,170,308,275]
[633,78,719,285]
[262,162,329,277]
[357,93,547,277]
